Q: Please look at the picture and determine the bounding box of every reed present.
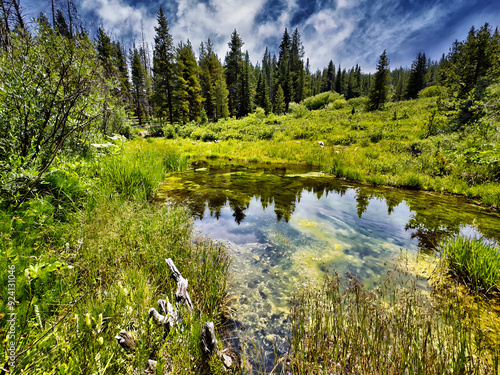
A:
[287,271,498,374]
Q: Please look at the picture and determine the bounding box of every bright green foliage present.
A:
[303,91,343,110]
[367,50,390,111]
[274,85,286,114]
[174,41,203,124]
[440,235,500,294]
[440,23,500,126]
[0,139,231,373]
[153,7,175,124]
[0,23,109,206]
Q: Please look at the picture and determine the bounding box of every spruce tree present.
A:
[214,72,229,120]
[130,47,146,124]
[290,28,305,103]
[174,41,202,123]
[406,52,427,99]
[367,50,390,111]
[277,28,293,110]
[95,27,114,77]
[325,60,335,91]
[224,30,243,117]
[274,85,285,114]
[153,7,175,123]
[238,51,252,117]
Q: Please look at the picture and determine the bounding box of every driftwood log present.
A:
[166,258,194,313]
[148,299,178,333]
[115,258,234,371]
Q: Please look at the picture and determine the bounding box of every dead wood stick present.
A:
[165,258,194,313]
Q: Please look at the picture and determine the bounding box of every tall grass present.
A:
[440,235,500,294]
[0,138,232,374]
[287,271,499,374]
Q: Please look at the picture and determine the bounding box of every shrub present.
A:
[288,102,310,118]
[418,85,440,98]
[303,92,342,110]
[163,124,176,139]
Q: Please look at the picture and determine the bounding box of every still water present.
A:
[157,160,500,364]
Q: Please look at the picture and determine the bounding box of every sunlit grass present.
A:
[440,235,500,294]
[287,270,499,374]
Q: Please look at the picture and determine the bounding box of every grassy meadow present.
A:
[1,139,234,374]
[2,91,500,374]
[154,92,500,208]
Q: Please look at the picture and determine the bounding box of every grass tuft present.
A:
[440,235,500,294]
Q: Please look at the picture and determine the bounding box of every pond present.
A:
[156,159,500,367]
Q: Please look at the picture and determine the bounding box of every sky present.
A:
[21,0,500,73]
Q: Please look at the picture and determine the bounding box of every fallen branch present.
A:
[165,258,194,313]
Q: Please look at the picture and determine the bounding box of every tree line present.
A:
[1,0,499,205]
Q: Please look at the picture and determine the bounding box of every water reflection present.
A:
[156,160,500,369]
[157,160,500,247]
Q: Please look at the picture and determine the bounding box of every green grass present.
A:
[159,94,500,208]
[287,270,499,374]
[0,137,232,374]
[440,235,500,294]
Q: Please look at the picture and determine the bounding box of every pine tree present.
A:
[113,41,131,106]
[325,61,335,91]
[174,41,202,123]
[54,9,70,38]
[406,52,427,99]
[199,40,228,121]
[225,30,243,117]
[95,27,114,77]
[334,65,342,94]
[214,72,229,120]
[367,50,390,111]
[290,28,305,103]
[255,73,271,114]
[440,23,500,125]
[274,85,285,115]
[153,7,175,123]
[130,47,147,124]
[277,28,293,110]
[238,51,252,117]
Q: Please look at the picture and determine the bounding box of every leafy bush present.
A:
[163,124,176,139]
[288,102,310,118]
[419,85,440,98]
[303,91,343,110]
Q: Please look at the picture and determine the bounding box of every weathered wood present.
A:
[201,321,217,355]
[165,258,194,313]
[115,330,135,352]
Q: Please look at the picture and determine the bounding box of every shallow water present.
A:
[156,159,500,366]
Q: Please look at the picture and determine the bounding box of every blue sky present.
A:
[22,0,500,72]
